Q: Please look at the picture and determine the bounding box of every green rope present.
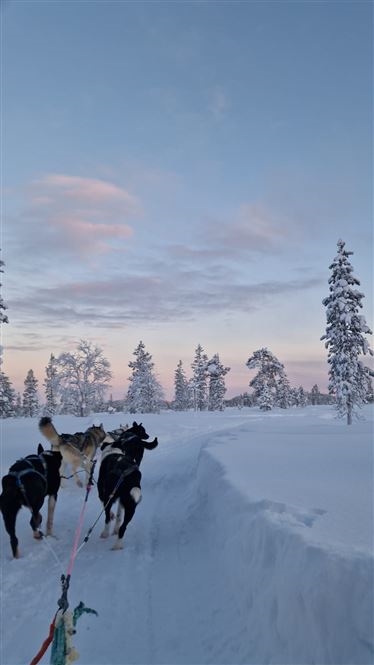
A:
[50,604,98,665]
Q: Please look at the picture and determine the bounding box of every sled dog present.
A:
[39,417,107,488]
[0,444,62,558]
[98,421,158,550]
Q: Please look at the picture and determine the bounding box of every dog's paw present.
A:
[33,530,43,540]
[111,539,124,551]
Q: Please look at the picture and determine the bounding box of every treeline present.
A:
[0,239,373,421]
[0,339,357,418]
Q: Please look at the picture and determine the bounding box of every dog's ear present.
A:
[132,421,138,427]
[37,443,44,454]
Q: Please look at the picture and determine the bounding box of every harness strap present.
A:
[8,454,48,491]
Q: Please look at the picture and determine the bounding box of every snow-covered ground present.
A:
[0,406,373,665]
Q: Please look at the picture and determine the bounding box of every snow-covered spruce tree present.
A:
[246,348,288,410]
[207,354,230,411]
[173,360,190,411]
[56,340,112,416]
[0,252,9,413]
[126,340,164,414]
[22,369,39,417]
[0,252,8,328]
[293,386,307,407]
[310,384,321,405]
[43,353,60,415]
[321,239,373,425]
[276,373,292,409]
[14,392,22,417]
[258,384,273,411]
[191,344,209,411]
[0,372,16,417]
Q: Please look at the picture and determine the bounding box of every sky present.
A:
[1,0,373,400]
[1,408,373,663]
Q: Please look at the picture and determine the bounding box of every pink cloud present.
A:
[36,174,139,210]
[13,172,142,259]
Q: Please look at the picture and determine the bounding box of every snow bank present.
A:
[195,450,373,664]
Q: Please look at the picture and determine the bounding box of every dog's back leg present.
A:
[46,495,57,536]
[113,501,123,535]
[111,494,139,551]
[101,500,114,539]
[60,460,68,488]
[30,508,43,539]
[2,502,21,558]
[71,458,84,488]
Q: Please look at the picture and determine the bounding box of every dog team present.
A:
[0,417,158,558]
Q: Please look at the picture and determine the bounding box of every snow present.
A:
[1,406,373,665]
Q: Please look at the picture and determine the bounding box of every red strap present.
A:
[29,614,57,665]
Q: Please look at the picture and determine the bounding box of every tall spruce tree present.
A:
[15,392,22,417]
[0,252,9,414]
[173,360,190,411]
[310,384,321,405]
[22,369,39,417]
[126,340,164,413]
[191,344,209,411]
[277,373,292,409]
[0,372,16,417]
[0,252,8,327]
[207,354,230,411]
[321,239,373,424]
[44,353,60,415]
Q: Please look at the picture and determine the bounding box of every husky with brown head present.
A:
[38,417,107,488]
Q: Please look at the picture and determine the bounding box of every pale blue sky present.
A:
[2,0,373,399]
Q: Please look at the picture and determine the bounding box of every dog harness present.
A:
[8,454,48,493]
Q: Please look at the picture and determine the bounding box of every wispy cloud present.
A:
[34,174,137,207]
[8,272,323,330]
[8,174,141,259]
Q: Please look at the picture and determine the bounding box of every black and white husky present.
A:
[0,444,62,558]
[98,421,158,550]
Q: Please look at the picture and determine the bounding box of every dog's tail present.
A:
[39,416,60,448]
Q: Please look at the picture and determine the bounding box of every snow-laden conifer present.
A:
[276,373,293,409]
[293,386,307,407]
[126,340,164,413]
[207,353,230,411]
[0,252,8,372]
[246,348,288,410]
[258,384,273,411]
[43,353,60,415]
[22,369,39,417]
[191,344,209,411]
[0,372,16,417]
[310,384,321,405]
[0,253,8,326]
[173,360,190,411]
[321,239,373,425]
